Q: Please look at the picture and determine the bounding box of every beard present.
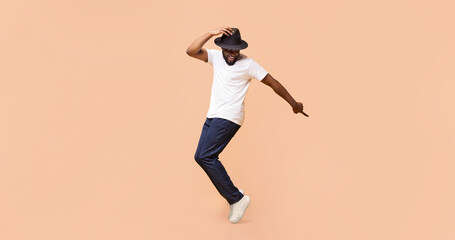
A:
[223,53,240,66]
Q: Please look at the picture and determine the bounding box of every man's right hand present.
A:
[186,26,234,62]
[209,26,234,37]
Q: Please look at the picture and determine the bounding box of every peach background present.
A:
[1,0,454,239]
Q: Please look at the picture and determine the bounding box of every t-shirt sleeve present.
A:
[206,49,216,65]
[249,60,268,81]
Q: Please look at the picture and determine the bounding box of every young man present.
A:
[186,26,308,224]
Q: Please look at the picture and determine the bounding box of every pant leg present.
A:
[194,117,243,205]
[194,118,212,160]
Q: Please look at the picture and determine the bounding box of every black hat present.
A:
[214,28,248,50]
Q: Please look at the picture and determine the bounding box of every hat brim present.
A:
[214,37,248,50]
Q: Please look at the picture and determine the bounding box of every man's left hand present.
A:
[293,102,309,117]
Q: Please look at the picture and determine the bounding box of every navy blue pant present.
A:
[194,117,244,205]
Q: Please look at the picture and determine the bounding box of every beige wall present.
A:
[1,0,454,239]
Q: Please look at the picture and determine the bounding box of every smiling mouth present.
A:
[228,56,235,61]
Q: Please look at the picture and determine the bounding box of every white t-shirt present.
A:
[206,49,268,126]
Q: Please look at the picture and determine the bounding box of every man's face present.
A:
[222,48,240,66]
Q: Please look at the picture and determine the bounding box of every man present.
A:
[186,26,308,224]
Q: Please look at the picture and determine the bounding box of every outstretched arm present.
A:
[186,26,234,62]
[261,73,309,117]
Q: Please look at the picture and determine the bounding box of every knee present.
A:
[194,153,203,164]
[194,153,213,165]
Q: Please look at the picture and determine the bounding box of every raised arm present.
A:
[261,73,309,117]
[186,26,234,62]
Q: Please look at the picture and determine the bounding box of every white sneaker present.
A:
[228,195,251,224]
[228,189,244,219]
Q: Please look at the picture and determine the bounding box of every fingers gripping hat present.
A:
[214,28,248,50]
